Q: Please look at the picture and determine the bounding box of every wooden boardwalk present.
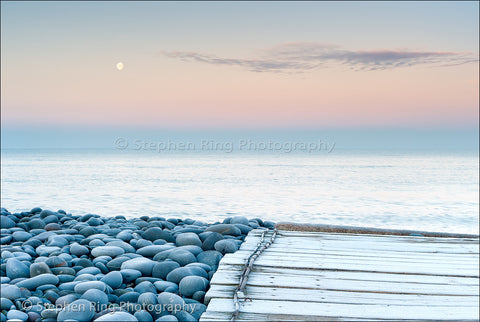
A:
[200,228,480,321]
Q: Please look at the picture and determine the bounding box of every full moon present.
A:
[116,62,124,71]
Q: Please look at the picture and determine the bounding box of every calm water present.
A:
[1,149,478,234]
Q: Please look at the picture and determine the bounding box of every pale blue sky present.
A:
[1,1,478,149]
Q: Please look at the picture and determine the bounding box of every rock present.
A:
[179,275,209,297]
[16,274,59,291]
[121,258,156,276]
[136,245,175,257]
[230,216,249,226]
[106,241,136,253]
[134,281,156,294]
[106,256,130,270]
[117,291,140,304]
[30,207,42,213]
[57,299,96,322]
[100,271,123,289]
[55,294,80,308]
[50,267,75,275]
[175,233,202,247]
[192,291,205,303]
[142,228,174,243]
[75,258,94,268]
[137,292,157,308]
[197,250,223,267]
[205,224,241,236]
[28,219,46,230]
[233,224,253,234]
[156,316,178,322]
[153,281,178,293]
[176,245,203,256]
[43,214,59,224]
[263,221,275,229]
[151,261,180,280]
[12,231,32,242]
[74,281,106,294]
[41,308,60,319]
[79,226,98,237]
[157,292,185,313]
[0,284,21,300]
[120,269,142,283]
[173,311,196,322]
[35,245,60,257]
[6,258,30,279]
[1,215,16,229]
[91,246,125,258]
[70,243,89,257]
[165,267,207,284]
[77,266,101,276]
[94,311,138,321]
[214,239,239,254]
[167,250,197,266]
[6,310,28,321]
[116,230,133,242]
[45,223,62,231]
[45,256,67,268]
[0,298,14,310]
[201,232,223,250]
[134,310,153,322]
[81,289,108,312]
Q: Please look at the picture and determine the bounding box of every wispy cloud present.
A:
[162,42,478,73]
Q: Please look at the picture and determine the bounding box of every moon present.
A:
[116,62,124,71]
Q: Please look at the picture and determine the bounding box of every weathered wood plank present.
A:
[241,236,479,254]
[219,254,478,277]
[212,264,479,286]
[209,270,478,296]
[227,249,480,267]
[203,298,480,320]
[205,284,479,306]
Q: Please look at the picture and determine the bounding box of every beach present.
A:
[0,207,274,322]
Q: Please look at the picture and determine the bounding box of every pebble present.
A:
[93,311,138,321]
[57,299,96,322]
[151,261,180,280]
[91,246,125,258]
[6,258,30,279]
[121,258,156,276]
[205,224,242,236]
[74,281,106,294]
[100,271,123,288]
[15,274,59,291]
[179,276,209,297]
[6,310,28,321]
[175,233,202,247]
[80,289,109,311]
[214,239,239,254]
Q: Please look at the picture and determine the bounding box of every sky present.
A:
[1,1,479,148]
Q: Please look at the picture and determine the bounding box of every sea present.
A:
[1,147,479,234]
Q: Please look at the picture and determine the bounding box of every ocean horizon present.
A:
[2,146,478,235]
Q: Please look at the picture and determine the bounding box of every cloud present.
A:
[162,42,478,73]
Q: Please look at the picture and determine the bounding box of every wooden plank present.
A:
[249,229,480,243]
[205,284,479,306]
[212,264,479,286]
[219,254,478,277]
[209,271,478,296]
[227,249,480,267]
[241,236,479,254]
[204,298,480,321]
